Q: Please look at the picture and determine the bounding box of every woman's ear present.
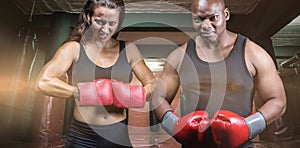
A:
[224,8,230,21]
[87,15,91,22]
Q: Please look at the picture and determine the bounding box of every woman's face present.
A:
[90,6,120,42]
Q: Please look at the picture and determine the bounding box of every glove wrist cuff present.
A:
[73,86,79,99]
[161,110,179,136]
[245,112,266,139]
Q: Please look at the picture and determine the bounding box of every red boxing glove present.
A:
[77,79,113,106]
[161,110,209,147]
[211,110,266,148]
[111,80,146,108]
[174,110,210,147]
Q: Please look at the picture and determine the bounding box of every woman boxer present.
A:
[35,0,155,147]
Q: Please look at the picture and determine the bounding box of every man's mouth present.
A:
[201,32,214,36]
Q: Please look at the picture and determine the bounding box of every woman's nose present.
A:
[100,24,110,34]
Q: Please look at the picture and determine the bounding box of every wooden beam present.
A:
[272,37,300,47]
[118,31,197,45]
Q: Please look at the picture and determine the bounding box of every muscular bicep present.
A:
[160,62,181,103]
[250,43,284,102]
[127,42,153,86]
[131,60,155,99]
[124,41,155,98]
[154,45,186,103]
[39,42,78,79]
[152,45,186,120]
[254,60,283,102]
[35,42,79,98]
[247,41,286,123]
[125,41,144,67]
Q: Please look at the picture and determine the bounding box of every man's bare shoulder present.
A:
[244,38,276,76]
[165,42,188,70]
[245,39,270,61]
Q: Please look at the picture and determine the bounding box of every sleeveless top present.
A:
[71,41,132,125]
[179,34,254,118]
[179,34,254,147]
[72,41,133,85]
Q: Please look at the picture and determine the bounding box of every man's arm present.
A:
[246,40,286,124]
[152,61,181,120]
[152,46,210,147]
[152,45,187,120]
[210,39,287,148]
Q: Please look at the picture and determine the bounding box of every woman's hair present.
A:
[68,0,125,42]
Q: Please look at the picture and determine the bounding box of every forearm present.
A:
[151,78,177,121]
[143,79,156,100]
[35,77,75,99]
[153,98,173,121]
[258,98,286,125]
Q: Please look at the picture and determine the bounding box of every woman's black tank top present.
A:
[72,41,133,85]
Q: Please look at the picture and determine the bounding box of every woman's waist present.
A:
[73,105,127,125]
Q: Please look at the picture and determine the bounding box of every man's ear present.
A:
[224,8,230,21]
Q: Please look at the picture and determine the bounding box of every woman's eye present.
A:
[96,19,106,25]
[109,22,117,26]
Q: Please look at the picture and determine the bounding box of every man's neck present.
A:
[195,31,237,62]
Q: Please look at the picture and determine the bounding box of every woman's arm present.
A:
[35,41,80,98]
[125,41,155,99]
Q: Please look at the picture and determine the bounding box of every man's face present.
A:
[191,0,229,41]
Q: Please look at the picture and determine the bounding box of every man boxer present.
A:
[152,0,286,147]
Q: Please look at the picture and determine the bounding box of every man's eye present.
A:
[210,15,219,21]
[193,17,202,23]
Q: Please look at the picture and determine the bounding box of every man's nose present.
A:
[201,19,213,30]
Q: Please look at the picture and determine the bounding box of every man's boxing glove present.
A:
[161,110,210,147]
[77,79,113,106]
[111,80,146,108]
[211,110,266,148]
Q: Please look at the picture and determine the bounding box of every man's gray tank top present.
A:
[179,34,254,148]
[179,34,254,118]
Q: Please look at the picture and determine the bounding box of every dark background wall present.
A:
[0,0,299,146]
